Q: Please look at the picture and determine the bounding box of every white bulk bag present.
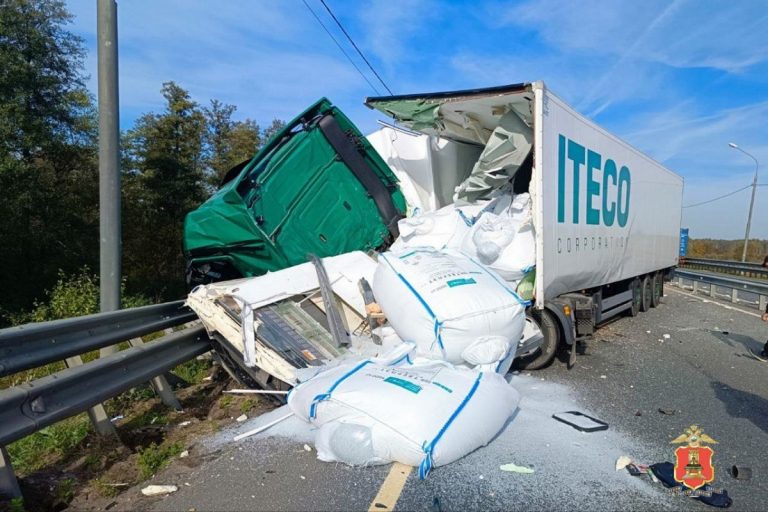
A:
[461,193,536,282]
[288,352,520,478]
[390,203,488,253]
[372,248,527,365]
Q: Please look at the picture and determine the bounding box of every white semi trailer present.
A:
[365,81,684,369]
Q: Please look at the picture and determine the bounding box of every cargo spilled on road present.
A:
[181,81,684,478]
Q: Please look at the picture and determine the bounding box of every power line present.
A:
[318,0,394,96]
[683,184,752,208]
[300,0,382,96]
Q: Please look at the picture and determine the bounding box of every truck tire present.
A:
[629,278,641,317]
[640,275,652,312]
[651,272,663,308]
[514,309,559,371]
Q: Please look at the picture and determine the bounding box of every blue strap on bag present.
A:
[309,360,371,419]
[418,372,483,479]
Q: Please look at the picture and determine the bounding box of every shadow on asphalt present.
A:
[709,330,765,352]
[711,380,768,435]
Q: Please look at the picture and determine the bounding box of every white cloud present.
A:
[617,100,768,173]
[491,0,768,114]
[498,0,768,72]
[357,0,436,76]
[67,0,378,126]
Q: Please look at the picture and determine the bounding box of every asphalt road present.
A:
[140,285,768,512]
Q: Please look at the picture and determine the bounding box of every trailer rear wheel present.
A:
[651,272,663,307]
[640,275,652,312]
[629,278,641,317]
[514,309,559,371]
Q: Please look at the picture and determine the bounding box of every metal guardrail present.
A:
[0,300,196,377]
[681,257,768,279]
[673,269,768,312]
[0,302,211,500]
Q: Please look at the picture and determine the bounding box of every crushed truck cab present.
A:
[183,98,406,287]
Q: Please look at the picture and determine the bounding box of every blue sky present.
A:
[66,0,767,240]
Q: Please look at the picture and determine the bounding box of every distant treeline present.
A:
[0,0,284,325]
[687,239,768,262]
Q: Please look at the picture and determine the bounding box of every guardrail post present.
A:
[731,289,738,304]
[0,445,21,499]
[127,337,181,410]
[709,284,717,298]
[64,356,117,437]
[760,295,767,313]
[693,281,699,293]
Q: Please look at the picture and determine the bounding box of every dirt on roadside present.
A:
[1,364,277,512]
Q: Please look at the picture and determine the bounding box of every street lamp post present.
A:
[728,142,759,262]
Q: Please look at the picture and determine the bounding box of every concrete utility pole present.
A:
[90,0,122,437]
[728,142,759,262]
[98,0,121,320]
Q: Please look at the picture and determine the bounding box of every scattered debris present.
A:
[141,485,178,496]
[110,414,124,423]
[648,462,732,508]
[234,412,295,442]
[179,450,189,459]
[300,475,306,480]
[303,444,312,452]
[657,408,677,415]
[730,465,751,480]
[663,334,671,339]
[236,414,248,422]
[634,411,642,416]
[615,455,632,471]
[500,462,534,474]
[646,330,651,334]
[179,421,192,427]
[626,463,649,476]
[599,375,607,379]
[552,411,609,432]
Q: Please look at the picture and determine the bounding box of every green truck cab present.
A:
[183,98,406,286]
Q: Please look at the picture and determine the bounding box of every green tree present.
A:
[122,82,208,300]
[203,99,260,187]
[262,118,286,143]
[0,0,98,322]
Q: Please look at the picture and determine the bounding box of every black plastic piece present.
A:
[552,411,609,432]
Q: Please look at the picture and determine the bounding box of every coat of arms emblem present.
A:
[671,425,717,490]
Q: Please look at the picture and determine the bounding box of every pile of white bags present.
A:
[388,193,536,284]
[390,203,486,252]
[288,344,520,478]
[372,247,527,367]
[461,193,536,282]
